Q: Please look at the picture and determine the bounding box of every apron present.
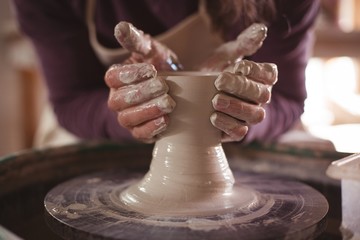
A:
[33,0,222,147]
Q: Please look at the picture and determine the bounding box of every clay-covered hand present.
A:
[200,23,278,142]
[211,60,278,142]
[105,22,180,142]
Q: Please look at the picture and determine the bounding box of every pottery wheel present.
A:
[44,170,328,240]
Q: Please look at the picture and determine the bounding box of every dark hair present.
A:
[205,0,277,39]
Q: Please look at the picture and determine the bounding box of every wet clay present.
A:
[45,169,329,239]
[120,72,258,216]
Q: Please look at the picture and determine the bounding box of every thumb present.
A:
[199,23,267,71]
[114,21,152,56]
[216,23,268,61]
[114,21,182,71]
[235,23,268,56]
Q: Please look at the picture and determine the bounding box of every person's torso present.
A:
[83,0,224,69]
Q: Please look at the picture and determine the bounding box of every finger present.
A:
[117,94,176,128]
[210,112,248,142]
[214,72,271,104]
[114,21,152,56]
[114,22,182,71]
[235,23,267,56]
[108,77,169,111]
[233,60,278,85]
[199,23,267,72]
[131,116,169,141]
[212,94,265,125]
[105,63,156,88]
[214,23,267,61]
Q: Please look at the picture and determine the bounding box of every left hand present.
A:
[199,23,278,142]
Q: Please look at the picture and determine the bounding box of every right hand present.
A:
[104,22,180,142]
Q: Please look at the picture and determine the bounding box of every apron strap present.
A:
[86,0,223,69]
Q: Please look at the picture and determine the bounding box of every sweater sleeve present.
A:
[242,0,320,144]
[12,0,134,142]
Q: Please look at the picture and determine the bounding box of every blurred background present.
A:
[0,0,359,157]
[0,0,46,157]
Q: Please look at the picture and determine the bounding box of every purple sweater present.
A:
[12,0,320,144]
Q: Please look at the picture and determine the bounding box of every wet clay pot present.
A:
[120,71,256,216]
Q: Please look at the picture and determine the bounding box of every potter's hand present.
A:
[105,22,180,142]
[211,60,278,142]
[105,63,176,143]
[199,23,278,142]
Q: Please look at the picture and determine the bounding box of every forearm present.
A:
[242,93,304,144]
[52,88,134,142]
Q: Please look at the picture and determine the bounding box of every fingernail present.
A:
[114,22,130,44]
[234,60,251,75]
[265,63,278,84]
[212,94,230,109]
[147,77,168,94]
[210,112,239,131]
[214,72,241,94]
[152,95,176,113]
[114,21,151,55]
[105,64,121,83]
[249,23,267,42]
[154,116,165,126]
[152,117,167,136]
[214,73,227,90]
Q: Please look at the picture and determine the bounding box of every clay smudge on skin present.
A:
[123,77,168,105]
[147,94,176,114]
[118,63,156,85]
[233,60,278,85]
[212,94,265,124]
[215,72,270,104]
